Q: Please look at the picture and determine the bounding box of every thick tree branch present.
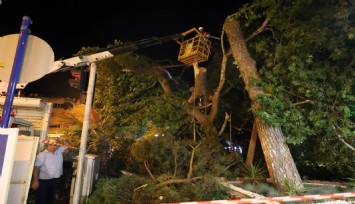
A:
[245,17,271,42]
[185,105,215,132]
[218,112,230,137]
[208,46,231,122]
[156,176,204,187]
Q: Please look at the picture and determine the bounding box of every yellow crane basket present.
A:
[176,28,212,65]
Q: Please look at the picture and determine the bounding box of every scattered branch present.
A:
[294,100,312,105]
[219,181,266,199]
[187,143,202,179]
[144,160,156,181]
[156,176,204,187]
[332,125,355,152]
[223,161,238,171]
[174,149,178,177]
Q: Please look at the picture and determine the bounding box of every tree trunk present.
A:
[188,62,207,105]
[246,122,257,165]
[224,16,303,190]
[184,47,229,134]
[255,118,303,189]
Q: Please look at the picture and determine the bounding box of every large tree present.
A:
[224,18,303,190]
[87,51,242,202]
[223,0,354,189]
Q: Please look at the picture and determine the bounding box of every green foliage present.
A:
[106,138,137,176]
[189,179,230,201]
[94,53,191,141]
[88,175,230,203]
[131,135,183,175]
[290,134,355,180]
[88,176,157,203]
[130,134,240,178]
[240,161,267,184]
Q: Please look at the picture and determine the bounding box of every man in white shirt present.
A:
[31,137,70,204]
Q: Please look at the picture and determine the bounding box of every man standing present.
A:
[31,137,70,204]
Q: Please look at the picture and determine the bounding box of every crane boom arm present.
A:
[50,33,183,73]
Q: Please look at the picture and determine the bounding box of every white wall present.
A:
[0,128,19,204]
[7,136,38,204]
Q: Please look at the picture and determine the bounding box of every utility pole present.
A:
[72,63,96,204]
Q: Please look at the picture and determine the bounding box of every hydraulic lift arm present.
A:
[50,33,184,73]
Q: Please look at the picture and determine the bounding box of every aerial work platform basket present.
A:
[176,28,212,65]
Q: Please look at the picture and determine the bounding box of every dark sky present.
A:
[0,0,246,97]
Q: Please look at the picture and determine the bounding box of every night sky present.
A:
[0,0,246,97]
